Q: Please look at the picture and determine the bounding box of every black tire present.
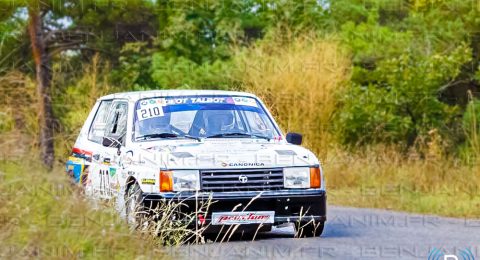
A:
[125,182,146,229]
[295,221,325,238]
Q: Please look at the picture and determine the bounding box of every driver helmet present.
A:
[206,110,235,135]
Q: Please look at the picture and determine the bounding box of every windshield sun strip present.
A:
[132,95,281,142]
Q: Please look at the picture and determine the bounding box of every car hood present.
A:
[134,139,319,169]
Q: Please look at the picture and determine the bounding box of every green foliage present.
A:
[111,42,156,89]
[150,53,236,89]
[0,10,29,73]
[52,56,116,156]
[157,0,259,63]
[334,2,474,150]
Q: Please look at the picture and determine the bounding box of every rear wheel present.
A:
[295,221,325,238]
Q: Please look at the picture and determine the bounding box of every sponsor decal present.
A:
[66,156,87,183]
[212,211,275,225]
[71,147,92,161]
[139,96,258,108]
[228,162,265,167]
[232,97,258,107]
[137,103,164,121]
[103,158,111,165]
[141,178,156,185]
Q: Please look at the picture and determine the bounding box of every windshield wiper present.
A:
[136,133,179,140]
[136,133,201,142]
[182,134,202,142]
[206,132,271,141]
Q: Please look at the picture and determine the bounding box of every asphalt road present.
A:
[162,206,480,260]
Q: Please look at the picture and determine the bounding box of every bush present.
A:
[335,12,471,151]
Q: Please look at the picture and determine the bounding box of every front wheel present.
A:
[125,182,147,229]
[295,221,325,238]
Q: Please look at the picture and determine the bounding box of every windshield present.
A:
[134,95,280,141]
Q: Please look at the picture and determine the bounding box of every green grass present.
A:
[0,160,163,259]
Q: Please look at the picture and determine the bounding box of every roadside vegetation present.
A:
[0,160,161,259]
[1,0,480,253]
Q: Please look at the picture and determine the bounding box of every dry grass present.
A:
[0,160,162,259]
[321,143,480,217]
[236,33,351,158]
[0,71,38,159]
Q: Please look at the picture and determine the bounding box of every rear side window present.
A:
[88,100,113,143]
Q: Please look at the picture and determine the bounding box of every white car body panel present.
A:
[66,90,325,200]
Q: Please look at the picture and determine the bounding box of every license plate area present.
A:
[211,211,275,225]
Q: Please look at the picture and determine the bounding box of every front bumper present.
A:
[142,189,327,225]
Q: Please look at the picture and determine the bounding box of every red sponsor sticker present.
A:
[212,211,274,225]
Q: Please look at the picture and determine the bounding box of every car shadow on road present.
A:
[322,224,360,238]
[203,223,359,243]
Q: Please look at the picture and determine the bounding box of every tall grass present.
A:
[236,33,351,158]
[0,70,38,160]
[0,160,161,259]
[461,91,480,164]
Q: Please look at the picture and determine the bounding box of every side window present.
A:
[88,100,113,144]
[243,111,273,137]
[104,101,128,145]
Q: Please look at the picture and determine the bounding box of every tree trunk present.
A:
[28,8,55,169]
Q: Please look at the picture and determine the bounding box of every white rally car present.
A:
[66,90,326,236]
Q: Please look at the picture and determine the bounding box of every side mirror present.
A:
[286,132,303,145]
[102,136,121,148]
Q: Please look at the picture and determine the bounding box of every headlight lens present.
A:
[284,167,310,188]
[172,170,200,191]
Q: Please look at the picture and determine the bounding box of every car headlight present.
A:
[284,167,310,188]
[160,170,200,192]
[283,167,322,189]
[173,170,200,191]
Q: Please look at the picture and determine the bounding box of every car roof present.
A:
[99,89,258,101]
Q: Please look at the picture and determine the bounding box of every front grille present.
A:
[200,168,284,192]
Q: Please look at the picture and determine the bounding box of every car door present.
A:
[89,100,129,199]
